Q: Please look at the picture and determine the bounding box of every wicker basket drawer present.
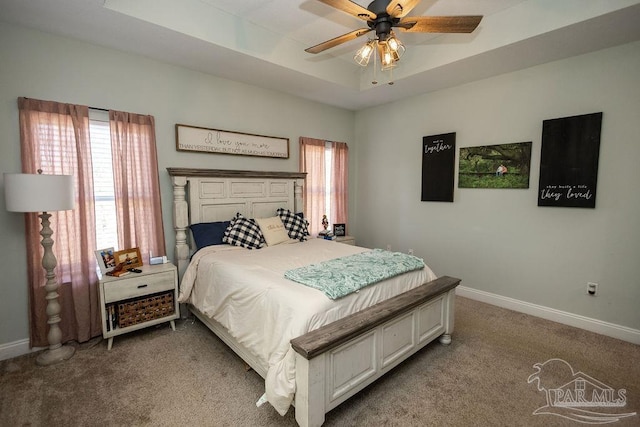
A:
[103,271,175,303]
[116,291,175,328]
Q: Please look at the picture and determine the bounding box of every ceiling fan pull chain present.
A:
[372,43,378,85]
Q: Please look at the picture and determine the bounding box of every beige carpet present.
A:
[1,296,638,426]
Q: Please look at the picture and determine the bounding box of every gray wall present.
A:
[0,22,354,346]
[353,40,640,330]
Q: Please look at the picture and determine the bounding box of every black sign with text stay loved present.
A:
[538,112,602,208]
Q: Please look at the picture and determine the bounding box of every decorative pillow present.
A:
[223,213,240,241]
[255,216,291,247]
[222,213,266,250]
[189,221,230,250]
[276,208,310,241]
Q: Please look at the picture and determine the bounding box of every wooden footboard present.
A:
[188,275,459,427]
[291,276,460,427]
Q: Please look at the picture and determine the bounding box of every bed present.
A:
[167,168,460,427]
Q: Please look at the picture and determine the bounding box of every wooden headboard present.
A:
[167,168,306,279]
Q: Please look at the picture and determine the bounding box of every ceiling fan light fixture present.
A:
[354,39,376,66]
[387,33,405,59]
[382,52,394,68]
[379,41,398,69]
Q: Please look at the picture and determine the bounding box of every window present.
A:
[18,97,166,345]
[89,110,118,250]
[324,142,333,216]
[299,137,348,236]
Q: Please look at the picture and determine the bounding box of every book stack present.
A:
[106,262,130,277]
[318,230,336,240]
[107,269,130,277]
[106,304,118,331]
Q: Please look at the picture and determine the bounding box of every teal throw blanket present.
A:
[284,249,425,300]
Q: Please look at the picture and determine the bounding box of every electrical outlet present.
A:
[587,282,598,296]
[386,244,391,251]
[408,249,414,255]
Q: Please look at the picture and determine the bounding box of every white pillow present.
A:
[256,216,291,246]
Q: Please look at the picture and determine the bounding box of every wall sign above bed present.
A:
[176,124,289,158]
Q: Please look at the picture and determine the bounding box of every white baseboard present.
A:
[2,287,636,360]
[0,339,42,362]
[456,286,640,345]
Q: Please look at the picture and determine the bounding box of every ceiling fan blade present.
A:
[318,0,377,21]
[396,16,483,33]
[305,28,372,54]
[386,0,423,18]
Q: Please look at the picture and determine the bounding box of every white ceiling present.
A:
[2,0,640,110]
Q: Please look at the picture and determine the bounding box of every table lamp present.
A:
[4,171,76,365]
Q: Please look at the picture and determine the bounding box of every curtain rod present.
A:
[21,98,152,116]
[22,97,109,112]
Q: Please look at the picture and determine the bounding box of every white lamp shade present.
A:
[4,173,75,213]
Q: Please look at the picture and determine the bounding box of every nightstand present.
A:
[99,263,179,350]
[335,235,356,245]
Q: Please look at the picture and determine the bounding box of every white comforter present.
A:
[179,238,437,415]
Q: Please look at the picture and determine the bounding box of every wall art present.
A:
[176,124,289,158]
[421,132,456,202]
[459,142,532,189]
[538,112,602,208]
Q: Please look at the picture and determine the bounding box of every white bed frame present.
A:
[168,168,460,427]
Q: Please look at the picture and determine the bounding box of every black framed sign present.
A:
[421,132,456,202]
[538,112,602,208]
[333,223,346,237]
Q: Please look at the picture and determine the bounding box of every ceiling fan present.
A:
[306,0,482,74]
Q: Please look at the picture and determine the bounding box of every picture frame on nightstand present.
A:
[333,223,346,237]
[95,247,116,275]
[113,247,143,269]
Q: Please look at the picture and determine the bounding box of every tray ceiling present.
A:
[2,0,640,110]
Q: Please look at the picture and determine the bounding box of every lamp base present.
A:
[36,344,75,366]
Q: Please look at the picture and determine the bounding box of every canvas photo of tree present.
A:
[458,142,532,189]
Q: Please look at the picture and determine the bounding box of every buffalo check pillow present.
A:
[276,208,310,241]
[223,213,266,250]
